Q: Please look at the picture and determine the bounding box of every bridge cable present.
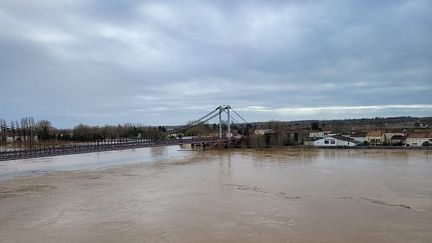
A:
[167,107,220,135]
[166,107,225,136]
[230,108,250,125]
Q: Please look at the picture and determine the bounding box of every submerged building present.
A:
[312,135,361,147]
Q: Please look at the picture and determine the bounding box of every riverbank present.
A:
[0,148,431,242]
[235,144,432,150]
[315,145,432,150]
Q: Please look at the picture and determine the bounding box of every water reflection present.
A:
[150,146,168,159]
[1,148,432,242]
[0,145,192,181]
[248,148,320,165]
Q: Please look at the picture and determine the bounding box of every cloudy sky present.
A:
[0,0,431,128]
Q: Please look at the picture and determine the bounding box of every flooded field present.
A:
[0,148,431,242]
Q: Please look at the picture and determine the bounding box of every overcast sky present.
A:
[1,0,431,128]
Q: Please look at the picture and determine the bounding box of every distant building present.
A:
[254,129,273,135]
[390,135,406,146]
[405,133,432,147]
[5,135,38,142]
[366,131,384,145]
[350,132,367,144]
[384,132,405,145]
[313,135,360,147]
[308,131,325,139]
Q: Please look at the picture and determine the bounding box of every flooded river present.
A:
[0,147,431,242]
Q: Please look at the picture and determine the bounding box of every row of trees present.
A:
[69,122,253,141]
[231,133,298,148]
[1,116,255,144]
[69,124,168,141]
[0,117,171,143]
[0,117,53,142]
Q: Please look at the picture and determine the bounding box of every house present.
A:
[390,135,406,146]
[366,131,384,145]
[405,133,432,147]
[384,132,405,145]
[313,135,360,147]
[351,132,367,144]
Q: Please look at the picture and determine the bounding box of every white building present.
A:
[366,131,385,145]
[384,132,405,145]
[309,131,325,139]
[255,129,273,135]
[313,136,360,147]
[405,133,432,147]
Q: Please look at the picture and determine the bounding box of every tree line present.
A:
[0,117,172,142]
[0,117,52,142]
[1,117,253,144]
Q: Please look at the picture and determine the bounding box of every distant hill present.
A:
[249,116,432,132]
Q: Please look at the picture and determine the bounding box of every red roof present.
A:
[366,131,383,137]
[407,132,432,139]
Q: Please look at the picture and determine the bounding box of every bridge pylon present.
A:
[217,105,232,141]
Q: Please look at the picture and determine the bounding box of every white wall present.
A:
[313,137,357,147]
[352,137,366,143]
[309,131,324,138]
[406,138,432,146]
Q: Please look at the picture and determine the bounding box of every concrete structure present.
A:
[366,131,384,145]
[313,135,360,147]
[384,132,405,145]
[390,135,406,146]
[286,131,301,145]
[405,133,432,147]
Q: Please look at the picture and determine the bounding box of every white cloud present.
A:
[239,104,432,115]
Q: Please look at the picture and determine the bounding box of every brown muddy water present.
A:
[0,147,431,242]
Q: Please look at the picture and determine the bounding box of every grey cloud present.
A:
[0,0,431,127]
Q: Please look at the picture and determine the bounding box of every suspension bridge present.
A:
[0,105,250,161]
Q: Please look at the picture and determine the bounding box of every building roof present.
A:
[315,135,361,144]
[351,132,367,137]
[330,135,362,144]
[407,132,432,139]
[366,131,384,137]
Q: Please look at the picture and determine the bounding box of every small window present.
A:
[324,140,329,144]
[331,140,335,144]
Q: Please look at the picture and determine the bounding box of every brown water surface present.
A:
[0,148,431,242]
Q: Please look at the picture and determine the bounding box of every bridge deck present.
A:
[0,137,228,162]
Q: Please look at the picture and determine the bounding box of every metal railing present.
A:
[0,136,227,161]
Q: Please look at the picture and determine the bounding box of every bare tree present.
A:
[36,120,52,141]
